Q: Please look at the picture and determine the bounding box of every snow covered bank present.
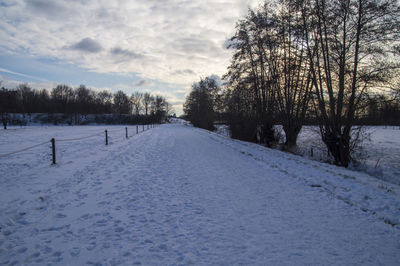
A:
[1,124,399,264]
[215,124,400,185]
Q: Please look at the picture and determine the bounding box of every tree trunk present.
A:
[283,124,302,148]
[2,113,7,130]
[323,132,350,167]
[260,120,275,147]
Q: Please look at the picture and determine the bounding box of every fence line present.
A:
[0,124,159,162]
[57,132,104,142]
[0,140,50,158]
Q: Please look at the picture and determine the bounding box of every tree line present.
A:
[0,83,172,129]
[184,0,400,167]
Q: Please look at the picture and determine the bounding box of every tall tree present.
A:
[225,9,278,146]
[301,0,400,166]
[17,84,34,114]
[51,84,74,113]
[142,92,153,116]
[130,92,143,115]
[96,90,113,113]
[184,77,219,130]
[75,85,93,115]
[269,0,313,147]
[0,87,18,129]
[113,90,131,115]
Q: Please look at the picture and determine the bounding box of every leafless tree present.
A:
[301,0,400,166]
[130,91,143,115]
[142,92,153,116]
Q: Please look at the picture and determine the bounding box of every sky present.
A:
[0,0,260,115]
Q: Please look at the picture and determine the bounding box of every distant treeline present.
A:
[0,83,172,128]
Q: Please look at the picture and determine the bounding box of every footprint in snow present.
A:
[43,246,52,254]
[53,251,62,257]
[114,227,124,233]
[80,214,90,220]
[17,247,27,253]
[55,213,67,218]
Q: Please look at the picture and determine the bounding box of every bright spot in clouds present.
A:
[0,0,260,115]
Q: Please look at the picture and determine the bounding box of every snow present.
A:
[295,126,400,185]
[215,124,400,185]
[1,123,400,264]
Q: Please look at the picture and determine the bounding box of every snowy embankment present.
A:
[216,124,400,185]
[0,123,399,264]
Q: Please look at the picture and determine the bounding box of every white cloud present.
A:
[0,0,261,114]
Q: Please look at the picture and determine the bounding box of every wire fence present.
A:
[0,140,50,158]
[0,124,159,164]
[57,132,104,142]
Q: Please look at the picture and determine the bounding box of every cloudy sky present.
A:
[0,0,260,114]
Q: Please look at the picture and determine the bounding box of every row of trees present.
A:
[185,0,400,167]
[0,83,172,129]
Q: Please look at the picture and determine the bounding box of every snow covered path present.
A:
[1,124,400,265]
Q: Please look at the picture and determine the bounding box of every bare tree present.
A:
[113,90,131,115]
[184,77,219,130]
[164,101,174,119]
[96,90,113,113]
[130,92,143,115]
[51,84,74,113]
[267,0,313,147]
[0,87,18,129]
[142,92,153,116]
[225,8,278,146]
[301,0,400,166]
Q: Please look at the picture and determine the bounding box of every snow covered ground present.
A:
[1,123,400,264]
[215,124,400,185]
[296,126,400,185]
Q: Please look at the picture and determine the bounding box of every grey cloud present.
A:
[175,37,219,55]
[169,100,185,106]
[70,38,103,53]
[26,0,69,18]
[111,47,144,59]
[171,69,196,76]
[133,79,152,87]
[0,2,16,7]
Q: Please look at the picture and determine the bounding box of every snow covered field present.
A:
[296,126,400,185]
[1,123,400,264]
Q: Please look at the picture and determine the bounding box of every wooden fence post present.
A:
[105,130,108,145]
[125,127,128,139]
[51,138,56,164]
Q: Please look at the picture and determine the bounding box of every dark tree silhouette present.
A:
[184,77,219,130]
[301,0,400,166]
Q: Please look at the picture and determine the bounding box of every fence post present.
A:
[147,124,149,130]
[51,138,56,164]
[310,147,313,157]
[136,125,138,134]
[105,130,108,145]
[125,127,128,139]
